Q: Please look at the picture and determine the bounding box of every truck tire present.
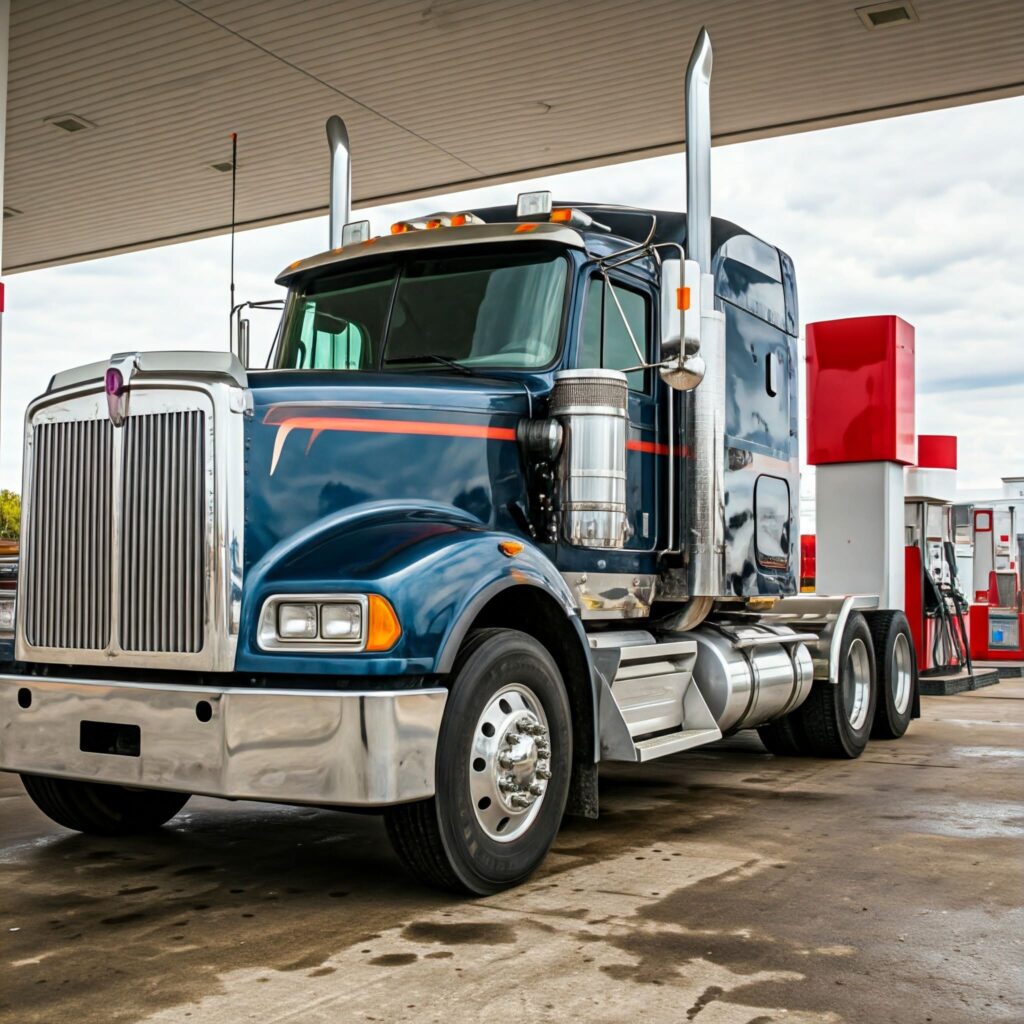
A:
[866,610,916,740]
[757,712,808,757]
[797,612,877,759]
[385,628,572,895]
[20,774,190,835]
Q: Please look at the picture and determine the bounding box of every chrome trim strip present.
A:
[0,674,447,807]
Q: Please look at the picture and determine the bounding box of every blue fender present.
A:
[236,500,591,684]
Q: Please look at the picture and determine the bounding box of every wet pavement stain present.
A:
[400,921,517,945]
[368,953,419,967]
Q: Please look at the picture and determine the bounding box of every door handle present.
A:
[765,351,779,397]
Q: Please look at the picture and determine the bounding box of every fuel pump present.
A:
[904,437,973,679]
[961,503,1023,658]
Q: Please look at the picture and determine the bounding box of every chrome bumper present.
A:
[0,674,447,807]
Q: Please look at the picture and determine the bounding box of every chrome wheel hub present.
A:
[891,632,912,715]
[844,637,871,731]
[469,684,551,842]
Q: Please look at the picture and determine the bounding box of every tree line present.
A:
[0,490,20,540]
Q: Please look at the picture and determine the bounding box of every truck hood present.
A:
[243,370,532,570]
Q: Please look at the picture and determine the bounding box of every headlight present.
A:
[321,602,362,640]
[277,603,318,639]
[258,594,399,652]
[0,594,15,636]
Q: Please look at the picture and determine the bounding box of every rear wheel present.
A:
[20,774,190,835]
[797,612,877,759]
[866,610,916,739]
[757,711,807,757]
[385,628,572,895]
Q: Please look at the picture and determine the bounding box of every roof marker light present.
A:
[550,207,611,232]
[516,190,552,218]
[342,219,371,245]
[515,223,538,233]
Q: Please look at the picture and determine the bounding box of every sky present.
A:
[2,93,1022,524]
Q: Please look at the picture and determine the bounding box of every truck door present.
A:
[575,271,660,551]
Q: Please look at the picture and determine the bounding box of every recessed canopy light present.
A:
[856,2,919,29]
[3,206,21,219]
[44,113,96,133]
[211,161,234,173]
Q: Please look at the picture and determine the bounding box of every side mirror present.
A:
[659,258,706,392]
[659,260,682,359]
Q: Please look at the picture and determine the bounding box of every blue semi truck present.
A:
[0,31,917,894]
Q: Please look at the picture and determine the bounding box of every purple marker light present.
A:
[105,367,124,396]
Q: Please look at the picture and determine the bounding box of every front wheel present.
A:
[385,628,572,895]
[21,774,190,835]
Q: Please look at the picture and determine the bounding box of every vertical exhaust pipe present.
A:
[326,115,351,249]
[685,30,712,276]
[684,28,726,604]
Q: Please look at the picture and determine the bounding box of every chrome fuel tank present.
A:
[688,624,813,733]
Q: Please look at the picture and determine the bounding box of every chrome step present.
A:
[593,636,723,762]
[632,727,724,762]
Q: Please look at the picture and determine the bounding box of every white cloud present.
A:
[2,95,1022,496]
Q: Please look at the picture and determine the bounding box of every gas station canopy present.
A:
[5,0,1023,272]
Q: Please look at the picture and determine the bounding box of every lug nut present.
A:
[498,753,515,770]
[498,777,517,792]
[536,746,550,759]
[510,794,532,809]
[535,768,552,780]
[505,732,521,745]
[528,782,544,796]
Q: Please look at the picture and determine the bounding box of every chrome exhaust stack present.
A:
[685,29,713,278]
[663,28,727,607]
[326,115,351,249]
[684,28,727,602]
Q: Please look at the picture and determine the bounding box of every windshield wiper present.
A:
[386,354,472,376]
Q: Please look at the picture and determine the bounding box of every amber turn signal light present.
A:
[366,594,402,651]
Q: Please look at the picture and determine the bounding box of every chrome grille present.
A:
[24,420,114,650]
[120,411,206,653]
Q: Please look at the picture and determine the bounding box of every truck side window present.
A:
[579,277,649,391]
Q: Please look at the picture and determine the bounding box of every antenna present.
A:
[229,131,237,350]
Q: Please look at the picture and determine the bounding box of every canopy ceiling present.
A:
[5,0,1022,272]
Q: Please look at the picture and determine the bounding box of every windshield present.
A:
[275,248,568,371]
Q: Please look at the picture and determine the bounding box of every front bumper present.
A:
[0,673,447,807]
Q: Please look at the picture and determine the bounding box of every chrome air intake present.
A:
[549,369,629,548]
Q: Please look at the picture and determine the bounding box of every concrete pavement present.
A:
[1,682,1021,1024]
